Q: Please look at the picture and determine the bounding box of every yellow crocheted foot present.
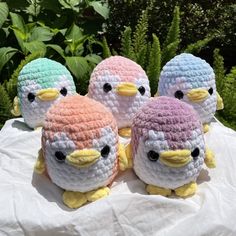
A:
[118,127,131,138]
[125,143,133,168]
[203,123,210,133]
[63,191,87,209]
[146,185,172,196]
[34,126,42,131]
[175,182,197,197]
[85,187,110,202]
[34,149,45,174]
[11,96,21,116]
[216,91,224,110]
[118,143,129,171]
[205,147,216,168]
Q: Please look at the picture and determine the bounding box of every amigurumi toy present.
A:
[131,96,215,197]
[88,56,151,138]
[34,95,130,209]
[158,53,224,133]
[12,58,76,129]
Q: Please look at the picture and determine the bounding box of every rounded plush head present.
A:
[132,96,205,189]
[158,53,217,124]
[88,56,150,128]
[42,95,119,192]
[18,58,76,128]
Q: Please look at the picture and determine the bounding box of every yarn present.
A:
[158,53,217,124]
[88,56,151,129]
[132,96,206,190]
[17,58,76,128]
[42,95,119,193]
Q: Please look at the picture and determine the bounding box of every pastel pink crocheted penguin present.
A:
[34,95,129,208]
[131,96,215,197]
[88,56,151,138]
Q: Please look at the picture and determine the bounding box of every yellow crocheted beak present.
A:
[187,88,209,103]
[36,88,59,101]
[116,82,138,96]
[66,149,100,168]
[160,150,192,168]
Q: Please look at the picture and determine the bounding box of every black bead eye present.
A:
[103,83,112,93]
[147,150,159,162]
[174,90,184,99]
[191,148,200,160]
[60,87,67,96]
[28,93,35,102]
[208,87,213,95]
[55,151,66,163]
[138,86,145,95]
[101,145,110,158]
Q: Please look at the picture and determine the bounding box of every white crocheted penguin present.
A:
[34,95,130,208]
[88,56,151,138]
[12,58,76,129]
[131,96,215,197]
[158,53,224,132]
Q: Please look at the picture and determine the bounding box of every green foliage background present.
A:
[0,0,235,131]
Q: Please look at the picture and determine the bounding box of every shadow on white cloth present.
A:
[0,118,236,236]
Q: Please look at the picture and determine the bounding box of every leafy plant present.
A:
[161,6,180,67]
[116,5,211,96]
[214,49,236,130]
[0,84,13,129]
[0,0,108,127]
[107,0,236,69]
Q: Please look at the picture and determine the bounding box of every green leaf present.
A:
[65,24,88,55]
[58,0,80,12]
[213,48,225,93]
[85,54,102,64]
[29,27,54,42]
[89,1,109,19]
[121,26,135,60]
[0,2,9,28]
[10,12,27,53]
[65,56,90,80]
[102,36,111,58]
[133,9,148,55]
[0,47,18,73]
[184,36,213,54]
[147,34,161,96]
[47,44,65,58]
[10,12,27,35]
[65,24,83,41]
[163,6,180,51]
[23,41,46,55]
[0,83,12,127]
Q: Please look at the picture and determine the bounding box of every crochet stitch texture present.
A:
[42,95,119,192]
[132,96,205,189]
[88,56,150,128]
[18,58,76,128]
[158,53,217,124]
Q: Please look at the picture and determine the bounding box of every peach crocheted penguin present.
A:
[34,95,130,208]
[131,96,215,197]
[88,56,151,138]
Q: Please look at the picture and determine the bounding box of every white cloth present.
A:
[0,118,236,236]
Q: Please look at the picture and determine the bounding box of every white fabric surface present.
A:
[0,118,236,236]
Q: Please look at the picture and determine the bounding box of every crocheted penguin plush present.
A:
[88,56,151,138]
[13,58,76,129]
[131,96,215,197]
[158,53,224,133]
[34,95,130,208]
